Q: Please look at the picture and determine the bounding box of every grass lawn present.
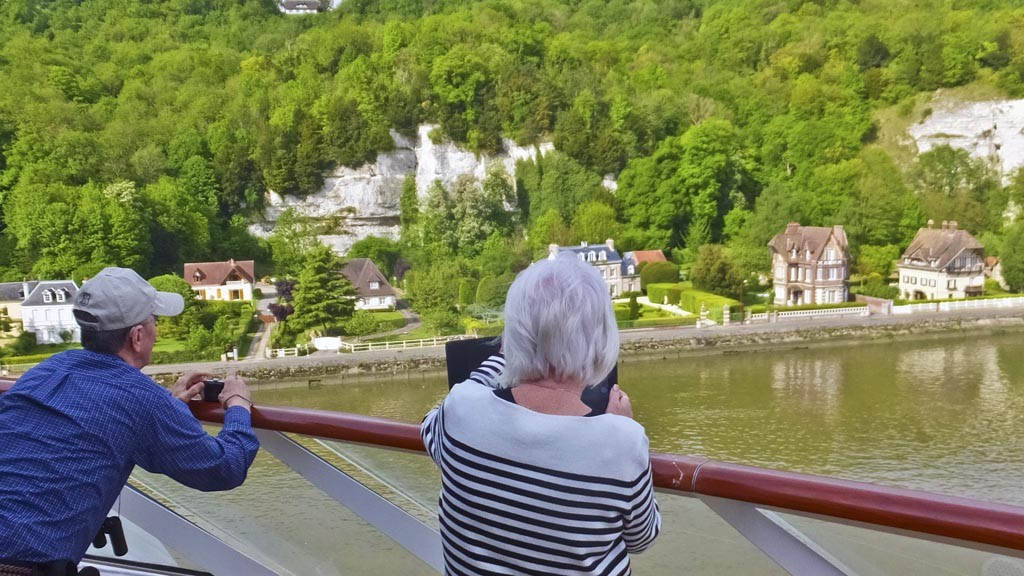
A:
[153,338,187,353]
[364,323,444,342]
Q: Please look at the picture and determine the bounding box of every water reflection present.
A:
[251,333,1024,507]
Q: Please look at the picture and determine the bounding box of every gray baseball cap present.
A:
[73,267,185,331]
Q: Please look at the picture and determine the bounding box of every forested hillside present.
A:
[3,0,1024,291]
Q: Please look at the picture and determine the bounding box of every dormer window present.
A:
[578,254,585,261]
[369,281,380,290]
[826,248,835,260]
[599,251,607,261]
[627,265,635,275]
[193,271,203,282]
[56,289,66,303]
[588,251,596,262]
[42,289,53,303]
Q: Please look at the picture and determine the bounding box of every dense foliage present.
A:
[4,0,1024,304]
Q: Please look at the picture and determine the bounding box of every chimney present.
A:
[21,282,29,301]
[580,241,588,247]
[229,258,235,266]
[941,220,948,230]
[950,220,958,231]
[606,238,615,251]
[548,244,559,259]
[786,222,800,235]
[927,219,934,228]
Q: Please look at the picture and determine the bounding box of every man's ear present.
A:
[129,325,144,352]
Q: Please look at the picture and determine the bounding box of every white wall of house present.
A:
[191,281,253,302]
[355,295,397,311]
[898,267,984,300]
[24,306,79,344]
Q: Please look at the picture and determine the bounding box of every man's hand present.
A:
[171,371,212,403]
[606,384,634,419]
[219,372,254,412]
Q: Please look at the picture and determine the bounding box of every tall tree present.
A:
[290,245,357,333]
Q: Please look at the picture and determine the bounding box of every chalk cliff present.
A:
[252,125,552,254]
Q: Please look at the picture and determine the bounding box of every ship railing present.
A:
[2,380,1023,575]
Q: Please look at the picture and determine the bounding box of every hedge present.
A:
[678,289,740,323]
[617,316,698,329]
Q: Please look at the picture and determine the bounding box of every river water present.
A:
[132,331,1024,574]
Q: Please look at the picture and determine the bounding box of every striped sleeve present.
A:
[463,354,505,389]
[621,465,661,553]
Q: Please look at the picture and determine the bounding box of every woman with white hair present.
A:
[422,254,661,575]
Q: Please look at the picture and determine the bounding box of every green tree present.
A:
[149,273,201,339]
[690,244,741,296]
[1001,221,1024,292]
[347,236,402,278]
[572,201,619,245]
[290,245,358,333]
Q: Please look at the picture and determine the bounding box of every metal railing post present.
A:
[700,495,854,576]
[254,429,443,573]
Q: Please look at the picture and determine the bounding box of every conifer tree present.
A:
[290,245,358,333]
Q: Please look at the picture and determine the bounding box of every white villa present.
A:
[22,281,80,344]
[898,220,985,300]
[546,240,665,297]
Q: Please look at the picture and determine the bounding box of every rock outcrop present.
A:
[909,98,1024,184]
[252,125,553,254]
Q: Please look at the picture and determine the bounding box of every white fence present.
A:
[264,345,310,358]
[776,306,868,320]
[748,306,868,323]
[339,335,467,353]
[893,296,1024,315]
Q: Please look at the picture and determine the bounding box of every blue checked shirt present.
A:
[0,349,259,563]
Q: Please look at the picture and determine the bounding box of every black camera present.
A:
[202,379,225,403]
[444,337,616,415]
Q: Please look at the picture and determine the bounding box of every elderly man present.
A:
[0,267,259,575]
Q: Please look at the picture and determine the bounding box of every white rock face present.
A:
[252,125,552,254]
[909,99,1024,184]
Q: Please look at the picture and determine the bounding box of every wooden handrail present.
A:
[3,378,1023,553]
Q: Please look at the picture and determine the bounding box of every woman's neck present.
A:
[512,379,589,416]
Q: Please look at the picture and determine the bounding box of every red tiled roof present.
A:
[631,250,667,264]
[184,260,255,287]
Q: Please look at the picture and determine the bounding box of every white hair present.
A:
[502,253,619,388]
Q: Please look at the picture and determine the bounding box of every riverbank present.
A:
[145,308,1024,385]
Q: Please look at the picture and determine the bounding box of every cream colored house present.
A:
[184,259,255,302]
[546,240,664,297]
[768,223,850,306]
[898,220,984,300]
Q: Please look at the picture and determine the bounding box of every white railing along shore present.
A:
[338,335,467,353]
[893,296,1024,315]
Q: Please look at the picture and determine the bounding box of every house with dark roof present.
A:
[0,281,38,328]
[22,281,79,344]
[340,258,397,310]
[184,259,255,302]
[547,239,653,297]
[898,220,985,300]
[768,223,850,306]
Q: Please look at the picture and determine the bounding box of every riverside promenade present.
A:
[142,307,1024,380]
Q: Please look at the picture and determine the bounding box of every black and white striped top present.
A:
[422,357,661,575]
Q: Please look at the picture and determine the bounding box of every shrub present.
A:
[640,261,680,291]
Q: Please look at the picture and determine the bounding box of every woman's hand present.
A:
[606,384,634,419]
